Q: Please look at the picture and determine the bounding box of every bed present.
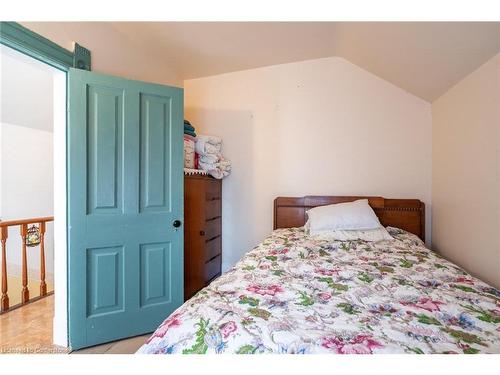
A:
[138,196,500,354]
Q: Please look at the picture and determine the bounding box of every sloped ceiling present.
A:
[109,22,500,102]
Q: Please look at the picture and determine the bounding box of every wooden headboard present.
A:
[274,196,425,241]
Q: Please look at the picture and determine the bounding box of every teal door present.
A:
[67,68,184,349]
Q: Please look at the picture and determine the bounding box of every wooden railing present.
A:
[0,216,54,313]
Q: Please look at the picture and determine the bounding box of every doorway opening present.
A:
[0,44,67,353]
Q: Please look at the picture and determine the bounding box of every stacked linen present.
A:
[183,135,195,169]
[199,155,231,179]
[183,120,197,168]
[184,120,196,137]
[195,134,221,155]
[196,135,231,179]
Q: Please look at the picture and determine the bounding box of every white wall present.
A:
[0,123,54,278]
[1,45,56,280]
[185,56,432,271]
[432,53,500,289]
[1,47,54,132]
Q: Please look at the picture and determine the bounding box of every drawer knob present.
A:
[200,230,205,236]
[173,220,182,228]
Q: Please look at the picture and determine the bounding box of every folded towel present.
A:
[199,162,230,179]
[198,160,217,171]
[183,136,196,169]
[219,161,231,172]
[219,163,231,173]
[199,153,219,164]
[198,154,231,179]
[184,119,196,136]
[194,134,230,179]
[197,134,221,144]
[196,135,222,155]
[207,169,229,179]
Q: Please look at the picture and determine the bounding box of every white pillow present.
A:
[306,199,382,232]
[308,227,394,242]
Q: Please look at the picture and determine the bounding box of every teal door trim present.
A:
[0,22,91,72]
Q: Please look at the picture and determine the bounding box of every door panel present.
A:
[140,242,172,307]
[87,85,124,214]
[139,93,172,213]
[68,68,183,349]
[86,246,124,317]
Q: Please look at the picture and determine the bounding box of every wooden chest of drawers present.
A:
[184,175,222,300]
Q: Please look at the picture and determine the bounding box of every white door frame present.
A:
[52,70,68,347]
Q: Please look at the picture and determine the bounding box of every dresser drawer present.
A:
[205,179,221,201]
[205,216,221,240]
[204,254,222,283]
[184,175,223,300]
[205,198,221,220]
[205,235,222,262]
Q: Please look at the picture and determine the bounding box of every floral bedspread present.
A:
[137,227,500,354]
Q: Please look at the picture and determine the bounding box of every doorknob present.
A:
[173,220,182,228]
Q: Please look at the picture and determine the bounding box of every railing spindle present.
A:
[1,226,9,312]
[20,223,29,303]
[0,216,53,313]
[39,222,47,296]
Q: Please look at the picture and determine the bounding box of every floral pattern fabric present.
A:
[137,227,500,354]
